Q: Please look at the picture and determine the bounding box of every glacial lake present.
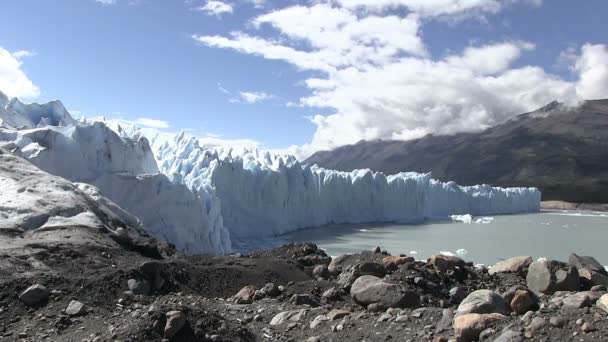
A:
[246,210,608,267]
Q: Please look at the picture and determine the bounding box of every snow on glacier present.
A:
[0,92,542,255]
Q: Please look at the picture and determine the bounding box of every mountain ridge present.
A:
[305,99,608,203]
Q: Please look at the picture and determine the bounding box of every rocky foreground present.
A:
[1,238,608,342]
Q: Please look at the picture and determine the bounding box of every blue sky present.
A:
[1,0,607,156]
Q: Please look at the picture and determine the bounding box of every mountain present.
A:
[305,100,608,203]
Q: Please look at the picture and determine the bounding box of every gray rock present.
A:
[350,275,420,309]
[489,256,533,275]
[262,283,280,297]
[327,309,350,321]
[309,315,328,329]
[127,278,151,295]
[19,284,49,307]
[429,254,465,272]
[435,309,454,334]
[457,290,508,316]
[453,313,505,342]
[312,264,329,279]
[270,309,306,325]
[290,294,321,307]
[164,311,186,338]
[505,287,537,314]
[450,287,466,303]
[562,292,593,310]
[493,330,524,342]
[596,293,608,313]
[322,287,341,301]
[581,322,595,333]
[526,259,580,295]
[524,317,546,338]
[139,260,165,290]
[65,300,86,316]
[549,316,567,328]
[234,285,256,304]
[569,253,607,276]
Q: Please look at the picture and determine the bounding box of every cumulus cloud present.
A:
[0,46,40,99]
[134,117,170,129]
[197,1,233,16]
[95,0,117,4]
[235,91,273,103]
[193,1,605,159]
[574,44,608,100]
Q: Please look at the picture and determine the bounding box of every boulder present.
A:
[562,292,593,310]
[139,260,165,290]
[510,290,537,315]
[350,275,420,309]
[429,254,465,272]
[312,264,329,279]
[262,283,281,297]
[488,256,532,275]
[501,286,537,314]
[382,256,414,270]
[290,294,321,307]
[336,262,386,289]
[19,284,49,307]
[493,329,524,342]
[526,259,579,294]
[164,311,186,338]
[456,290,508,316]
[327,309,351,321]
[234,285,257,304]
[524,317,546,338]
[65,300,86,316]
[453,313,505,342]
[270,309,306,325]
[569,253,607,276]
[596,293,608,313]
[127,278,151,296]
[569,253,608,288]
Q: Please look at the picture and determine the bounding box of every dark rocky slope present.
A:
[306,100,608,203]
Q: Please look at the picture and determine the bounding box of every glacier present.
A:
[0,91,541,255]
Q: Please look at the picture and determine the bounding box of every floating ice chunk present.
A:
[456,248,468,256]
[451,214,494,224]
[409,251,418,256]
[440,251,456,257]
[451,214,473,223]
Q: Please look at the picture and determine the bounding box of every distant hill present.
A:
[305,100,608,203]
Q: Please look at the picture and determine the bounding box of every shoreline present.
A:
[541,200,608,212]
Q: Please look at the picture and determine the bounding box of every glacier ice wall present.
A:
[145,132,540,239]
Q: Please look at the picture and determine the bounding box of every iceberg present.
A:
[0,91,541,255]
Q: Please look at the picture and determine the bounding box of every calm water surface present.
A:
[272,210,608,267]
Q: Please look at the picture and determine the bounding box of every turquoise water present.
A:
[271,210,608,267]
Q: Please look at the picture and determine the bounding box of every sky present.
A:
[1,0,607,158]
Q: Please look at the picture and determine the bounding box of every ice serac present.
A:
[0,91,76,129]
[145,131,541,240]
[0,95,230,254]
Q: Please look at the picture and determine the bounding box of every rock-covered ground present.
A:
[1,237,608,342]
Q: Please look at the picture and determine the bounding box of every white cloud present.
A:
[194,2,605,159]
[574,44,608,100]
[197,1,233,16]
[0,46,40,99]
[95,0,117,4]
[11,50,36,59]
[247,0,266,8]
[134,117,171,129]
[236,91,273,103]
